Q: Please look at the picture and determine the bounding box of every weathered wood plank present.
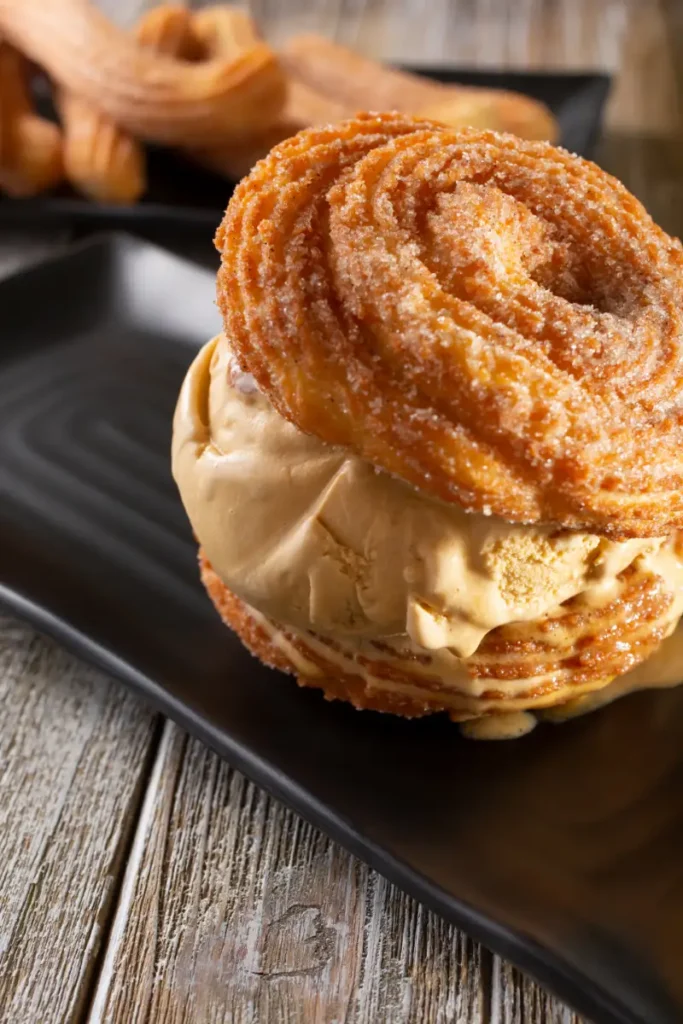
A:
[491,960,584,1024]
[253,0,628,71]
[606,0,679,133]
[0,618,159,1024]
[89,722,486,1024]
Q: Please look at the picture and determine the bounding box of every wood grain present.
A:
[252,0,631,70]
[597,0,683,243]
[89,721,591,1023]
[607,0,679,133]
[90,722,485,1024]
[0,617,159,1024]
[491,960,582,1024]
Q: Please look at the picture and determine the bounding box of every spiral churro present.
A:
[183,6,286,181]
[200,550,683,724]
[58,4,277,203]
[0,0,560,196]
[217,113,683,539]
[192,78,348,183]
[175,115,683,734]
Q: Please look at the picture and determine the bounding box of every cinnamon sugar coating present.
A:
[216,113,683,538]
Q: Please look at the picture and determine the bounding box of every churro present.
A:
[0,0,286,146]
[0,42,62,197]
[283,34,557,140]
[59,4,200,204]
[200,548,682,723]
[217,114,683,537]
[196,31,557,180]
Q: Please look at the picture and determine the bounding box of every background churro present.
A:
[0,42,63,197]
[0,0,286,147]
[0,0,558,203]
[281,34,557,140]
[59,3,200,204]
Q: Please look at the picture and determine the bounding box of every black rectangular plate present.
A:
[0,68,610,267]
[2,234,682,1024]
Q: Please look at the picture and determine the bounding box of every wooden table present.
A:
[1,2,681,1021]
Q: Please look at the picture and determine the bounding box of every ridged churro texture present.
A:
[0,0,286,146]
[173,332,672,659]
[216,113,683,539]
[200,549,683,721]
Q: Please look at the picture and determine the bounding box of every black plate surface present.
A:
[2,234,682,1024]
[0,68,610,266]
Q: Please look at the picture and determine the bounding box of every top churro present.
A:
[217,113,683,538]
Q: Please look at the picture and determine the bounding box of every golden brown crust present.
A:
[199,547,678,722]
[201,554,296,678]
[59,91,145,204]
[216,113,683,538]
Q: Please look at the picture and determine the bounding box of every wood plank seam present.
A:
[87,719,181,1023]
[75,716,166,1024]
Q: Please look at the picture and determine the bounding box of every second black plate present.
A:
[2,234,682,1024]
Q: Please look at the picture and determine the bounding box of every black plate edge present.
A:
[407,65,611,83]
[0,570,644,1024]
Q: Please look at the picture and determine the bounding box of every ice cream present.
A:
[172,334,678,660]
